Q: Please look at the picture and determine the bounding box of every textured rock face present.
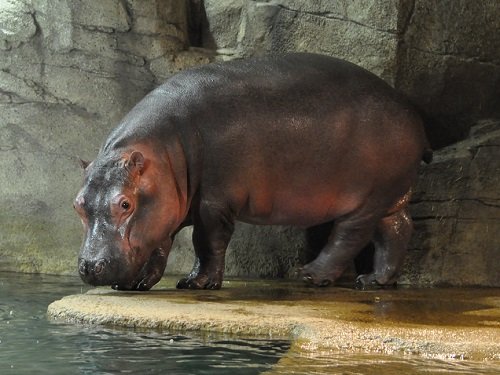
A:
[407,121,500,287]
[1,0,498,286]
[202,0,402,83]
[396,0,500,148]
[0,0,211,274]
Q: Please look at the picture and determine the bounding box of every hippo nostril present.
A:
[94,260,106,275]
[78,260,89,277]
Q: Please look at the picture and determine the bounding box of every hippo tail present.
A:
[409,101,433,164]
[418,111,433,164]
[422,147,433,164]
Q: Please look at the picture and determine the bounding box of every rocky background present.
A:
[0,0,498,286]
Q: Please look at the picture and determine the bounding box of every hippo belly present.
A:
[233,178,365,227]
[238,194,353,227]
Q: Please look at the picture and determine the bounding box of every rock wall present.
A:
[1,0,498,286]
[0,0,211,274]
[407,120,500,287]
[396,0,500,148]
[200,0,403,83]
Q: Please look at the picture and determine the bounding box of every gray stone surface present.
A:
[0,1,37,50]
[396,0,500,148]
[201,0,401,82]
[0,0,212,274]
[406,120,500,287]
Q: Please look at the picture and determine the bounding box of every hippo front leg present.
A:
[177,203,234,290]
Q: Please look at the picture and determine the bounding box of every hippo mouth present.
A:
[112,247,169,291]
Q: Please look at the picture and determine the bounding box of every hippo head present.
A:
[74,150,180,290]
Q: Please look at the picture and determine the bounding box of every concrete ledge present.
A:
[48,278,500,362]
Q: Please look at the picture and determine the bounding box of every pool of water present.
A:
[0,272,289,374]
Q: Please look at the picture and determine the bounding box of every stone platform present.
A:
[48,278,500,364]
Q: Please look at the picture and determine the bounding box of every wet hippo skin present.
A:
[74,53,431,291]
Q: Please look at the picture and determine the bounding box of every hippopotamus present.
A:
[74,52,431,291]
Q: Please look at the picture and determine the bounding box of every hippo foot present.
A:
[112,280,154,291]
[355,274,397,290]
[176,274,222,290]
[300,264,333,287]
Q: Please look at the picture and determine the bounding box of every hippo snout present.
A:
[77,249,168,291]
[78,258,116,286]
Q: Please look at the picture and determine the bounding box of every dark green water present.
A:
[0,272,288,375]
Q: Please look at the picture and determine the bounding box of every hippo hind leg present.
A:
[301,208,381,287]
[355,198,413,290]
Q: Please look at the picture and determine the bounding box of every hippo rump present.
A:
[74,52,431,291]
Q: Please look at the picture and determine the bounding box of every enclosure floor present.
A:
[48,278,500,363]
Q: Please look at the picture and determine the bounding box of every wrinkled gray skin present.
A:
[75,53,431,291]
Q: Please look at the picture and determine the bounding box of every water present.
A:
[0,272,288,374]
[1,272,499,375]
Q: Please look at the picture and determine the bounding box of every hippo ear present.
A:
[78,158,90,170]
[126,151,145,174]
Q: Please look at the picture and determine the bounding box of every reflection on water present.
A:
[0,272,288,375]
[268,351,500,375]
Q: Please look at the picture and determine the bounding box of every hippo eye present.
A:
[121,201,130,210]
